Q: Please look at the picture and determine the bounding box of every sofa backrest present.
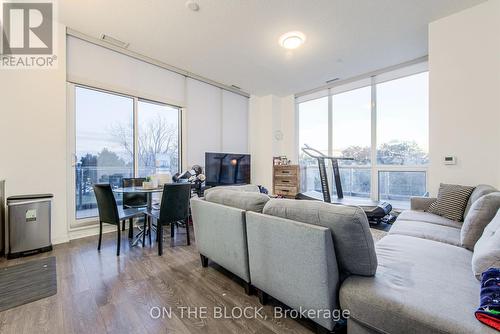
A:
[262,199,377,278]
[472,209,500,280]
[205,188,270,213]
[190,197,251,282]
[203,184,260,196]
[465,184,497,218]
[245,211,340,330]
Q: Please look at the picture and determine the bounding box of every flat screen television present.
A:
[205,152,251,186]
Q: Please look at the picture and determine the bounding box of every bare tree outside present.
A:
[112,113,179,176]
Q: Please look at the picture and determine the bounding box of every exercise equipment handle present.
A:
[301,144,354,161]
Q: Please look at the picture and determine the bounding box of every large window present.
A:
[298,66,428,208]
[298,96,328,192]
[377,72,429,165]
[332,86,372,198]
[137,100,180,177]
[74,86,181,219]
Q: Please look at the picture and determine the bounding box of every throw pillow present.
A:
[461,192,500,250]
[427,183,475,221]
[472,210,500,280]
[464,184,497,217]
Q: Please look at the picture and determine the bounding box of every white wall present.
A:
[0,24,68,244]
[248,94,295,191]
[428,0,500,194]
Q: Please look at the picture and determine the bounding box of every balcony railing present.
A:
[301,164,371,198]
[300,164,426,205]
[75,165,160,219]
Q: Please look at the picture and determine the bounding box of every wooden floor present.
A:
[0,226,315,334]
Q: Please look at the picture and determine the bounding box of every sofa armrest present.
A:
[410,196,437,211]
[246,212,340,331]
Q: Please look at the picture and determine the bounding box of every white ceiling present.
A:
[58,0,486,96]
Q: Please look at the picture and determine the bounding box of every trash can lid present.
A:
[7,194,54,201]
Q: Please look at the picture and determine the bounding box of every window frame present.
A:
[296,63,429,208]
[68,83,183,227]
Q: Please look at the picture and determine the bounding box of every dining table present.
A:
[113,185,164,246]
[113,185,163,210]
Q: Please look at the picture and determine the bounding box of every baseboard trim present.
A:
[52,236,70,245]
[68,223,116,241]
[50,224,118,246]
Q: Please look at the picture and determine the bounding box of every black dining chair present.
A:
[93,184,146,256]
[122,178,147,238]
[147,183,191,256]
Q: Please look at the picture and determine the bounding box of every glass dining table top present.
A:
[113,186,164,193]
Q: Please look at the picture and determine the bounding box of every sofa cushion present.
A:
[427,183,475,221]
[263,199,376,277]
[340,235,494,334]
[396,210,462,229]
[205,189,270,213]
[465,184,497,218]
[461,193,500,250]
[472,211,500,280]
[203,184,260,196]
[389,219,461,246]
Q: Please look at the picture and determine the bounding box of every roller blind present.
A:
[67,36,185,106]
[185,78,222,167]
[222,90,249,153]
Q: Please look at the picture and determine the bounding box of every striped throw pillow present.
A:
[427,183,475,221]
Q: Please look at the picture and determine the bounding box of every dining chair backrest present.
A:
[93,184,120,225]
[122,178,147,208]
[158,183,191,225]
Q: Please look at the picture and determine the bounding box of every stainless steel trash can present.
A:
[7,194,53,259]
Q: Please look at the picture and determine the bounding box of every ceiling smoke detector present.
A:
[99,34,129,49]
[185,0,200,11]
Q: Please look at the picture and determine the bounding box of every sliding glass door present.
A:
[73,86,181,221]
[75,87,134,219]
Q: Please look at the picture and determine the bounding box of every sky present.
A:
[299,72,429,156]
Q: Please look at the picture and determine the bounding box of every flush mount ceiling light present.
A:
[279,31,306,50]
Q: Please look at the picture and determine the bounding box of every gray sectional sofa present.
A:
[341,184,500,334]
[191,184,500,334]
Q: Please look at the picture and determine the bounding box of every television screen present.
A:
[205,152,251,186]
